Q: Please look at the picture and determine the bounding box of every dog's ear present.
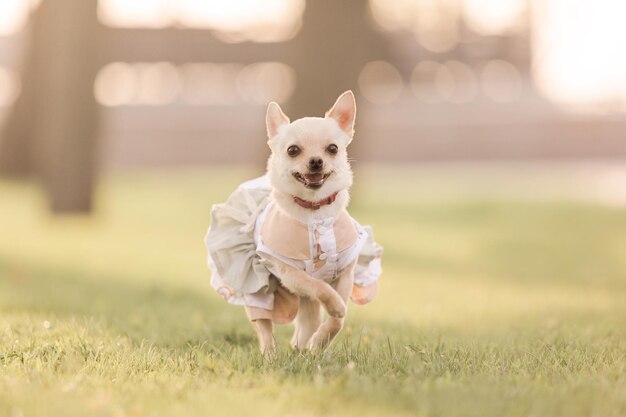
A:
[266,102,290,141]
[326,90,356,137]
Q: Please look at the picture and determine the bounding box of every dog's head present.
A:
[265,91,356,200]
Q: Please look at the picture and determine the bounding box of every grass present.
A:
[0,166,625,417]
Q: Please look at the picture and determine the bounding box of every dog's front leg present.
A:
[271,258,346,319]
[307,260,356,353]
[291,297,322,351]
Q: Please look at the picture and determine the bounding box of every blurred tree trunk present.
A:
[0,31,34,177]
[286,0,389,119]
[0,92,33,176]
[0,0,100,213]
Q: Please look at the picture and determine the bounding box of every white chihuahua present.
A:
[258,91,359,354]
[205,91,381,357]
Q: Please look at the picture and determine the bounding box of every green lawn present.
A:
[1,167,624,417]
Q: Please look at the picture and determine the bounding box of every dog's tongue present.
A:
[304,173,324,184]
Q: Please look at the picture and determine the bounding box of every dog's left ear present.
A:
[326,90,356,138]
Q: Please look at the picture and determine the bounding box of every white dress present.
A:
[204,175,382,322]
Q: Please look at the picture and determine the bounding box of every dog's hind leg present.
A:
[291,297,322,351]
[251,318,275,359]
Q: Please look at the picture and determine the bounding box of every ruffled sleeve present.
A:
[352,225,383,305]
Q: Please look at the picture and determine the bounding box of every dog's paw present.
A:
[290,335,307,352]
[261,344,277,361]
[320,291,346,318]
[306,331,332,355]
[306,332,322,355]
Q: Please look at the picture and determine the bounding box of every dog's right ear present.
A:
[266,102,290,141]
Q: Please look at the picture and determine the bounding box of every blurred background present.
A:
[1,0,625,212]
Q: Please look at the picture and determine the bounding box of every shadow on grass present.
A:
[0,255,444,360]
[0,258,261,349]
[0,257,422,353]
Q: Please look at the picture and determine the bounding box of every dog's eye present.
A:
[287,145,300,157]
[326,144,338,155]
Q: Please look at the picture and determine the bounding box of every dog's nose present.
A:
[308,157,324,172]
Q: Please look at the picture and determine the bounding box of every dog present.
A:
[254,90,362,355]
[205,90,381,357]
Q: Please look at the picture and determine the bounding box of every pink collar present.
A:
[293,192,339,210]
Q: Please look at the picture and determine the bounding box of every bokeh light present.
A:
[236,62,295,105]
[444,60,478,103]
[481,60,522,102]
[434,64,455,102]
[98,0,171,29]
[94,62,138,107]
[531,0,626,110]
[416,24,459,54]
[135,62,182,106]
[368,0,416,32]
[0,0,31,36]
[414,2,460,54]
[358,61,403,104]
[411,60,444,103]
[463,0,526,35]
[95,62,296,107]
[98,0,304,42]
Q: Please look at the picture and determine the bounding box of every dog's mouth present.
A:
[292,171,332,189]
